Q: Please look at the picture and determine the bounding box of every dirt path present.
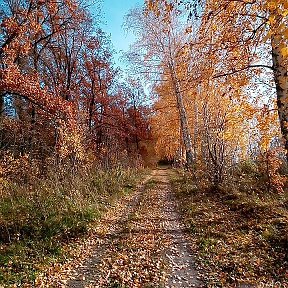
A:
[158,169,204,288]
[47,168,204,287]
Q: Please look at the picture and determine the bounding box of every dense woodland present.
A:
[0,0,152,176]
[0,0,287,287]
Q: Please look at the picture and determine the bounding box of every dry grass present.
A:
[0,165,144,286]
[171,169,288,287]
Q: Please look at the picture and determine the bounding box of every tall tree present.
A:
[146,0,288,159]
[125,7,194,166]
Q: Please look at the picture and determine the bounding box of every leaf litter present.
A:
[36,168,204,287]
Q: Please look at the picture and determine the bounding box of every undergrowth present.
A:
[171,169,288,287]
[0,166,143,286]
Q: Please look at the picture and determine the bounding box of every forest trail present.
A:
[49,168,204,287]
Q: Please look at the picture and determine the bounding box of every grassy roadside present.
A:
[170,170,288,287]
[0,167,146,287]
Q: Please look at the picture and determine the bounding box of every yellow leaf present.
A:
[263,31,272,42]
[282,9,288,17]
[281,46,288,57]
[267,2,277,11]
[284,28,288,39]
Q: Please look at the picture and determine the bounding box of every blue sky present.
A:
[99,0,142,67]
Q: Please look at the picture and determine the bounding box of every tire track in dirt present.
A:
[44,168,204,287]
[157,168,204,288]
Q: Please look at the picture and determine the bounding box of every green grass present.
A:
[0,166,144,286]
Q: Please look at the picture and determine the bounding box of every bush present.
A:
[236,159,259,177]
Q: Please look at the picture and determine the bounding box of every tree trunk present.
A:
[88,81,95,131]
[133,98,140,151]
[0,92,4,118]
[170,65,194,167]
[271,35,288,161]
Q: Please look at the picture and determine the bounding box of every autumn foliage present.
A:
[134,0,288,190]
[0,2,152,284]
[0,0,151,180]
[0,0,288,286]
[136,1,288,286]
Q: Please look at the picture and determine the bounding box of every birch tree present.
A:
[125,7,194,166]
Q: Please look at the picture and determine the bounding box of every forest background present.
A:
[0,0,287,286]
